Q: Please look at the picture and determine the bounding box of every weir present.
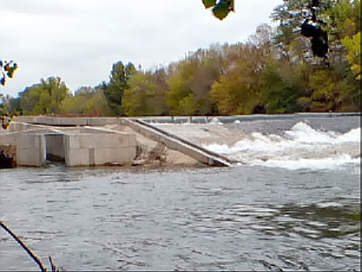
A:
[2,113,359,168]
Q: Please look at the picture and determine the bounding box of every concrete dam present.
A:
[0,116,233,168]
[1,113,359,169]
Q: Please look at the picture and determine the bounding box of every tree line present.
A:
[1,0,360,117]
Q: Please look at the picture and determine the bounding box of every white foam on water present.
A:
[203,122,361,171]
[252,155,360,171]
[209,117,223,125]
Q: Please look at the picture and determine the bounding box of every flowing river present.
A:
[0,115,360,271]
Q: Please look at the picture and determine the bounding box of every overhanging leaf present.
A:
[212,0,232,20]
[202,0,217,9]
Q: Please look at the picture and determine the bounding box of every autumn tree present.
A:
[324,0,360,77]
[167,47,224,115]
[211,44,269,115]
[343,32,361,79]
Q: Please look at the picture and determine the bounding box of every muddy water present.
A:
[0,164,360,271]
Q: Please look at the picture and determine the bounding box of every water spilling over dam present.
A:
[150,113,361,171]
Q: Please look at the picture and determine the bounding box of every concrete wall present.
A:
[8,121,35,132]
[64,133,136,167]
[16,134,46,167]
[8,121,60,133]
[139,112,361,124]
[14,116,123,127]
[0,134,17,146]
[14,113,361,127]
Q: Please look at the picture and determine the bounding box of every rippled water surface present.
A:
[1,165,360,271]
[0,116,360,271]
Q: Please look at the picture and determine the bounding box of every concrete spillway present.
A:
[124,119,233,167]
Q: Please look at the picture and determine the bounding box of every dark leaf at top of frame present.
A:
[202,0,217,9]
[212,0,233,20]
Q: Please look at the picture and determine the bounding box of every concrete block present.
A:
[35,116,52,125]
[64,133,136,167]
[128,145,136,160]
[87,118,121,127]
[127,134,137,147]
[78,134,130,148]
[16,133,37,148]
[13,116,35,124]
[94,147,133,165]
[65,148,90,167]
[0,134,17,146]
[8,122,28,132]
[16,134,46,167]
[64,135,80,149]
[58,117,88,126]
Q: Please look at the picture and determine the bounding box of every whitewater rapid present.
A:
[153,116,360,171]
[203,121,360,171]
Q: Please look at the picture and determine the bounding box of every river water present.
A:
[0,115,360,271]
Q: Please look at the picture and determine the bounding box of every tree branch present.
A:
[0,219,47,272]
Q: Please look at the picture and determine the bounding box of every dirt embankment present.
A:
[103,124,203,168]
[0,145,16,168]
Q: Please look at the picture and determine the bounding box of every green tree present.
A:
[261,62,305,113]
[272,0,336,61]
[122,70,169,116]
[19,77,70,115]
[307,66,360,111]
[103,61,136,116]
[322,0,360,78]
[166,60,196,115]
[60,86,113,116]
[7,97,22,115]
[324,0,360,40]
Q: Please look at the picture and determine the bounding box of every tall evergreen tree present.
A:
[103,61,136,116]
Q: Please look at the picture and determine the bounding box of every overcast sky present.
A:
[0,0,282,97]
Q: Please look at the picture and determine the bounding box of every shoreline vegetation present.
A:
[0,1,360,118]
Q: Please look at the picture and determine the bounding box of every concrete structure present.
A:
[12,117,234,167]
[6,113,360,168]
[63,133,136,167]
[16,134,47,167]
[14,116,123,127]
[0,124,137,167]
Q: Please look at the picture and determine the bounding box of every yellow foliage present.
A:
[343,32,361,80]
